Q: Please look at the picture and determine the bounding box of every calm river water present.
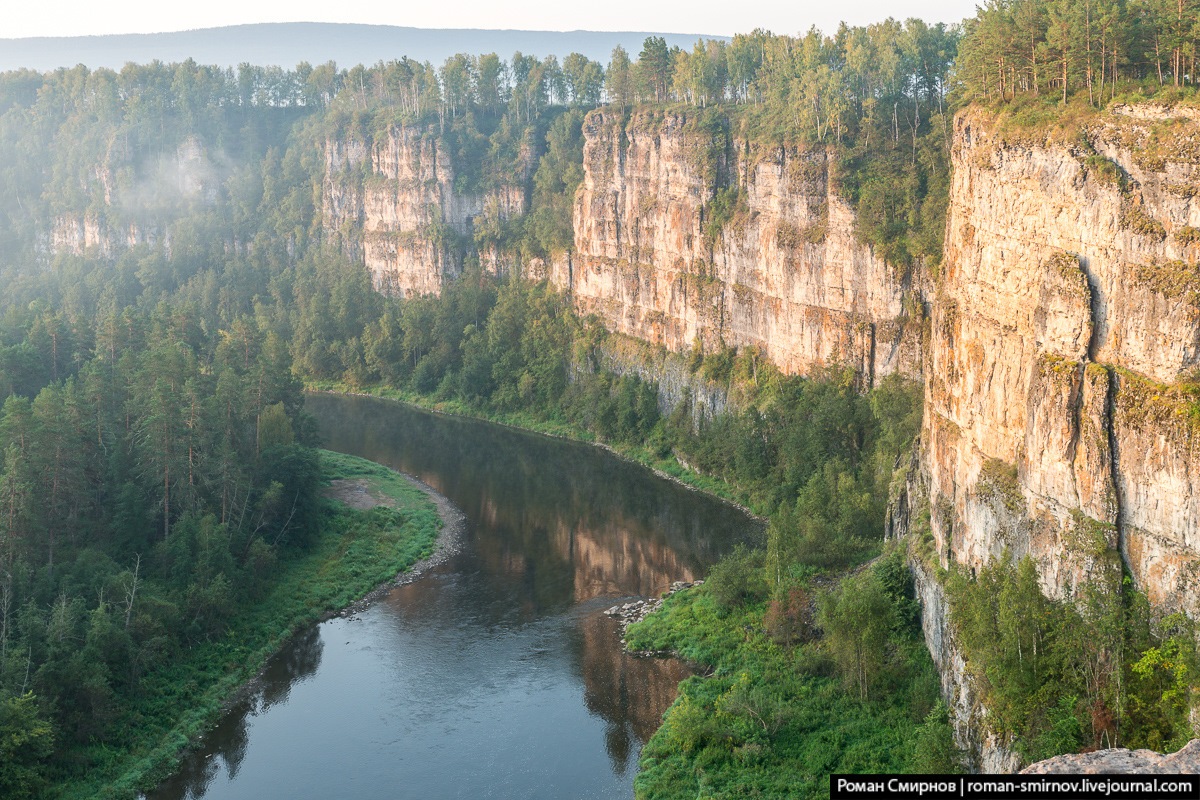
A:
[147,393,759,800]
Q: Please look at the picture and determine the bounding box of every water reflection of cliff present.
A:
[308,393,760,610]
[307,393,759,778]
[575,614,691,771]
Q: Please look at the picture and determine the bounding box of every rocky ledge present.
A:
[604,580,704,657]
[1020,740,1200,774]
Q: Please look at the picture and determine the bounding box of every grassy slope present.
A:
[626,585,940,800]
[61,450,443,800]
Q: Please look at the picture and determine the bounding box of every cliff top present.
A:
[960,97,1200,147]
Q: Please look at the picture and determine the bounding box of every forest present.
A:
[0,0,1198,795]
[958,0,1200,102]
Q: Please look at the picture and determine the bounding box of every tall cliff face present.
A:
[322,124,525,296]
[924,105,1200,612]
[893,104,1200,766]
[557,109,922,382]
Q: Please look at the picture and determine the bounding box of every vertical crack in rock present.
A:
[1079,255,1104,364]
[1065,256,1095,508]
[1075,253,1128,566]
[1104,367,1128,566]
[1065,362,1086,511]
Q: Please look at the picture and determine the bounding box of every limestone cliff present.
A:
[47,136,217,258]
[49,214,163,258]
[322,124,526,296]
[924,104,1200,610]
[891,103,1200,767]
[554,108,922,383]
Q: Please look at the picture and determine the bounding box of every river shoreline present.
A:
[323,470,468,619]
[219,467,468,713]
[129,457,468,800]
[307,387,765,523]
[138,392,754,800]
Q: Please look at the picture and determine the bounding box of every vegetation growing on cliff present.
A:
[947,553,1198,760]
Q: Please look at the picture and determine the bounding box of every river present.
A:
[147,393,759,800]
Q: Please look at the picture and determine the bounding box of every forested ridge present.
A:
[0,0,1199,795]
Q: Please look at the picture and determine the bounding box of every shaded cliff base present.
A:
[594,332,733,424]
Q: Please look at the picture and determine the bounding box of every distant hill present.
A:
[0,22,725,73]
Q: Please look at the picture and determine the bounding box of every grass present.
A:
[308,380,597,442]
[626,585,941,799]
[56,450,442,800]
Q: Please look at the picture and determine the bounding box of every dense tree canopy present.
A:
[958,0,1200,102]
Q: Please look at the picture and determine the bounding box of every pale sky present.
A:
[6,0,981,40]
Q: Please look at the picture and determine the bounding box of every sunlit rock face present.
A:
[560,108,922,382]
[925,105,1200,611]
[322,124,526,296]
[891,104,1200,769]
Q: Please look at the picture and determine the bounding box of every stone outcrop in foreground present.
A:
[1020,740,1200,774]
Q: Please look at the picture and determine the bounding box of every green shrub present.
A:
[818,570,896,701]
[1121,204,1166,239]
[702,186,748,245]
[706,545,769,613]
[911,701,964,773]
[1174,226,1200,247]
[1084,154,1128,193]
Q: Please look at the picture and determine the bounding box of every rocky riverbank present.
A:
[324,470,468,620]
[605,579,704,657]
